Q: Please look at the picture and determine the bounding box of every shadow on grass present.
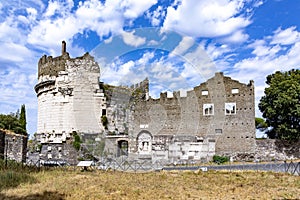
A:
[0,191,66,200]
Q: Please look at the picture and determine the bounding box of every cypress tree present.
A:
[20,104,27,134]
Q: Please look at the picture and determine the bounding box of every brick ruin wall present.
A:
[130,72,256,156]
[0,130,27,163]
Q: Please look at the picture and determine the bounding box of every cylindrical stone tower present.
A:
[34,42,104,144]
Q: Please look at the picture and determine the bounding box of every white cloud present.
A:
[26,7,38,21]
[121,30,146,47]
[248,39,281,57]
[181,43,218,79]
[44,1,60,17]
[27,0,157,53]
[223,30,249,43]
[271,26,300,45]
[163,0,252,38]
[122,0,158,19]
[146,5,165,26]
[170,36,194,56]
[0,42,33,62]
[0,16,24,43]
[137,51,155,65]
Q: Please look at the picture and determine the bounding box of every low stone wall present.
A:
[0,129,27,162]
[220,139,299,162]
[255,139,299,161]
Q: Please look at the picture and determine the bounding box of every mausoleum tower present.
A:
[35,41,105,144]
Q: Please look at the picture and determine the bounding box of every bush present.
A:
[72,132,82,151]
[213,155,229,164]
[101,115,108,129]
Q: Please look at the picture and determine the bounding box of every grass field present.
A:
[0,168,299,200]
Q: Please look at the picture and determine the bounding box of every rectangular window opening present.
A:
[231,88,239,94]
[201,90,208,96]
[225,102,236,115]
[215,129,222,134]
[203,104,214,115]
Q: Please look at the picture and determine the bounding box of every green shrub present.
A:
[72,132,82,151]
[213,155,229,164]
[101,116,108,129]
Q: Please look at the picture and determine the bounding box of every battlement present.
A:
[129,78,149,92]
[149,72,254,104]
[38,41,70,78]
[37,41,99,78]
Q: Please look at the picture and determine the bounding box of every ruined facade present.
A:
[128,72,255,161]
[34,42,255,163]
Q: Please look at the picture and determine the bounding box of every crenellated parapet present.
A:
[37,42,99,79]
[38,45,70,78]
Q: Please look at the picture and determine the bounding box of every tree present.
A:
[255,117,268,132]
[0,105,27,135]
[259,69,300,140]
[19,104,27,132]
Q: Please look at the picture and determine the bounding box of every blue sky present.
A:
[0,0,299,136]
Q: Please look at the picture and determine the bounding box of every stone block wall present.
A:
[36,44,103,138]
[0,129,27,163]
[130,72,255,156]
[38,143,78,165]
[255,139,300,160]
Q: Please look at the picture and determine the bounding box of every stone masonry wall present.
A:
[255,139,300,160]
[130,72,255,155]
[0,129,27,163]
[36,47,103,136]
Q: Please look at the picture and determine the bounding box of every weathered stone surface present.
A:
[36,44,104,140]
[130,72,255,161]
[255,139,299,161]
[0,129,27,163]
[33,42,259,163]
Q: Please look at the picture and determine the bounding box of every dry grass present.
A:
[0,169,299,200]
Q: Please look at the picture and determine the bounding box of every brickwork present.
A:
[131,72,255,157]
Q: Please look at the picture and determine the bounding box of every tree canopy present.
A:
[0,105,27,136]
[259,69,300,140]
[255,117,268,132]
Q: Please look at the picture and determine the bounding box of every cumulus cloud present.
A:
[121,30,146,47]
[271,26,300,45]
[163,0,252,38]
[0,42,33,62]
[222,30,249,43]
[170,36,195,56]
[100,48,199,99]
[146,5,165,26]
[28,0,157,52]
